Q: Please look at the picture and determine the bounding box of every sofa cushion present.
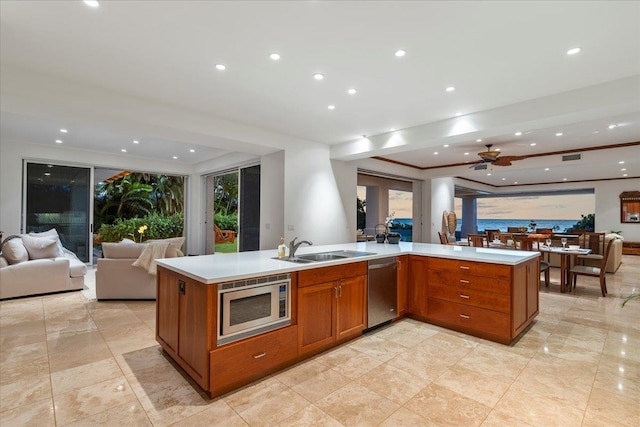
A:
[102,242,146,259]
[26,228,66,257]
[67,257,88,277]
[21,235,59,259]
[147,237,185,258]
[0,256,9,268]
[2,238,29,264]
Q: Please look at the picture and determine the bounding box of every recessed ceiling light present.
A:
[269,53,280,60]
[555,132,563,136]
[530,142,537,146]
[313,73,324,80]
[621,168,627,171]
[44,172,51,176]
[567,47,581,55]
[55,139,63,144]
[172,156,178,160]
[394,49,406,57]
[327,105,335,110]
[563,178,568,181]
[215,64,226,71]
[446,86,455,92]
[495,148,501,151]
[544,168,550,171]
[347,88,357,95]
[514,181,518,184]
[389,128,396,132]
[487,173,491,176]
[619,161,625,164]
[476,139,482,142]
[502,178,506,181]
[464,152,469,156]
[608,124,617,129]
[60,129,68,133]
[121,149,127,153]
[190,149,195,153]
[623,173,628,177]
[433,152,439,155]
[515,131,522,136]
[83,0,99,7]
[593,130,599,134]
[443,144,449,148]
[133,140,139,144]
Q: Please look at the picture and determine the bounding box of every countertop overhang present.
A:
[155,242,540,284]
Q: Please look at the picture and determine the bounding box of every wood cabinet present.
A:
[396,255,408,317]
[298,262,367,356]
[156,266,213,390]
[424,257,538,344]
[408,255,429,318]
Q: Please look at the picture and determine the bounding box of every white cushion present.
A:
[0,255,10,268]
[2,238,29,264]
[26,229,66,257]
[67,257,88,277]
[102,242,146,259]
[21,235,59,259]
[147,237,185,258]
[605,233,624,241]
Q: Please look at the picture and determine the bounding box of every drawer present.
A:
[428,269,511,295]
[429,282,510,313]
[298,261,367,287]
[429,257,511,280]
[210,326,298,394]
[428,298,510,338]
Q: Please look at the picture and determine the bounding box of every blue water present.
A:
[456,218,578,233]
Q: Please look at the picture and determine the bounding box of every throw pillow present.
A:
[27,228,66,257]
[21,235,59,259]
[2,238,29,264]
[147,237,185,258]
[606,233,624,241]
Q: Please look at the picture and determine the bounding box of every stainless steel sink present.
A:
[274,250,376,263]
[272,256,315,263]
[322,250,377,258]
[297,253,349,262]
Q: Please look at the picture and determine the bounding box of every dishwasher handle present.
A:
[368,261,397,270]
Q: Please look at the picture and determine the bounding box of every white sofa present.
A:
[547,233,623,273]
[0,232,86,300]
[96,237,184,300]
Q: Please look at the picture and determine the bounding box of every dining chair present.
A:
[576,232,605,264]
[569,239,614,297]
[507,226,523,233]
[437,231,449,245]
[484,229,501,242]
[467,234,486,247]
[535,228,553,235]
[518,237,550,287]
[497,233,514,247]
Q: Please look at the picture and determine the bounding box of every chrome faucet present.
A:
[289,237,313,258]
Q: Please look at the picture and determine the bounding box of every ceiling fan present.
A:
[470,144,525,170]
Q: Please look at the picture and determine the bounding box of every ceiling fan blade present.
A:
[493,155,526,166]
[471,162,488,170]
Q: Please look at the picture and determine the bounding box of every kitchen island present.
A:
[156,242,540,397]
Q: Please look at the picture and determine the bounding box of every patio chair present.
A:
[215,225,236,243]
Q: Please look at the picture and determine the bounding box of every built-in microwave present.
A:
[217,274,291,345]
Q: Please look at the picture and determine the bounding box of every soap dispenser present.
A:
[277,237,287,258]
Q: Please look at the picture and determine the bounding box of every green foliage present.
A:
[214,173,239,215]
[571,213,595,232]
[622,293,639,307]
[214,212,238,232]
[98,212,184,242]
[357,197,366,230]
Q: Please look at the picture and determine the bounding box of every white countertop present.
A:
[156,242,540,284]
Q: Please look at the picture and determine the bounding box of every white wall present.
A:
[259,151,285,250]
[594,178,640,241]
[429,177,455,243]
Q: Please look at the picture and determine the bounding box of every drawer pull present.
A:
[253,352,266,359]
[460,279,470,284]
[459,294,470,299]
[459,266,470,270]
[459,314,470,319]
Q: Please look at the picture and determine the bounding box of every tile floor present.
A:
[1,256,639,426]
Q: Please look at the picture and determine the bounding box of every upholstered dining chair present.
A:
[569,238,614,297]
[437,231,451,245]
[467,234,486,247]
[576,232,605,265]
[497,233,515,247]
[518,237,550,287]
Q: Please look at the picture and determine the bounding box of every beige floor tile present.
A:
[170,399,247,426]
[0,340,48,365]
[100,322,157,355]
[455,343,530,381]
[386,346,450,382]
[126,359,193,398]
[290,368,351,403]
[314,345,384,380]
[44,308,97,339]
[0,354,49,386]
[0,319,46,348]
[585,383,640,427]
[378,407,432,427]
[275,359,331,387]
[0,397,55,427]
[404,383,490,427]
[347,333,408,362]
[480,410,535,427]
[52,376,135,426]
[0,373,51,412]
[51,357,123,395]
[136,382,211,427]
[63,399,152,426]
[581,410,632,427]
[224,378,309,427]
[356,362,424,405]
[492,386,584,427]
[433,365,512,408]
[277,404,343,427]
[316,382,400,427]
[47,338,113,374]
[115,344,170,377]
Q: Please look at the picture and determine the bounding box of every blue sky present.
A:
[455,194,595,220]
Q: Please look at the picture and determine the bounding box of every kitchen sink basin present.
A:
[297,253,349,262]
[272,257,315,263]
[274,250,376,263]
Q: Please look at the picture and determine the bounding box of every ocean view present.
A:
[457,218,578,233]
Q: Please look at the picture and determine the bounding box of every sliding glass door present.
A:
[24,162,92,262]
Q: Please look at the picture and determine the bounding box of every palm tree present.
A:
[96,175,153,222]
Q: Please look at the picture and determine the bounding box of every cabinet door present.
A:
[336,275,366,341]
[408,256,429,317]
[298,282,336,355]
[156,268,180,354]
[397,255,408,317]
[178,278,210,388]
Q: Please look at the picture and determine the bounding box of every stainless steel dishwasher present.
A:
[367,257,398,329]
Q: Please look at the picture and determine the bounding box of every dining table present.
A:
[538,245,591,292]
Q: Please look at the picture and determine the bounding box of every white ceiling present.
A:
[1,1,639,187]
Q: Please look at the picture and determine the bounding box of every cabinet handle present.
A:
[398,260,402,270]
[459,314,470,319]
[460,279,470,284]
[459,294,470,299]
[338,285,343,298]
[253,352,266,359]
[459,266,470,270]
[178,280,186,295]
